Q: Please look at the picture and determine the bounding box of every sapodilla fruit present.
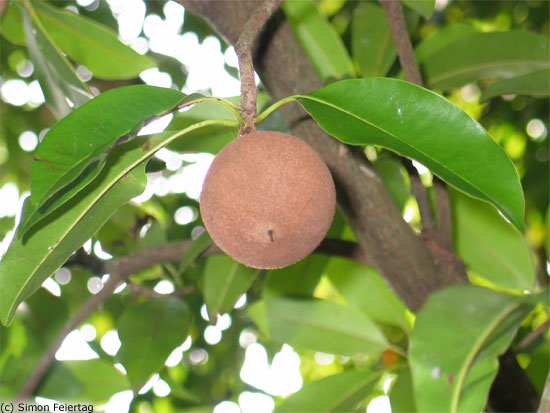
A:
[200,131,336,269]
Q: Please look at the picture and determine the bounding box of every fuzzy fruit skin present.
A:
[200,131,336,269]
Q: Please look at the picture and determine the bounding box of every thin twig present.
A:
[235,0,282,133]
[516,319,550,353]
[15,238,363,400]
[379,0,423,87]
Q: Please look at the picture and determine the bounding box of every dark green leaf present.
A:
[409,285,536,412]
[401,0,435,19]
[422,31,550,90]
[282,0,354,80]
[325,257,410,331]
[33,2,155,80]
[297,78,525,230]
[116,297,190,390]
[22,85,185,234]
[449,188,535,290]
[481,69,550,101]
[22,6,92,119]
[248,296,390,356]
[202,255,259,319]
[352,3,396,78]
[39,359,129,403]
[277,370,381,412]
[0,158,146,326]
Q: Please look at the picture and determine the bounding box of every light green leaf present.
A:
[33,1,155,79]
[116,297,190,390]
[179,231,213,273]
[325,257,410,332]
[389,368,417,412]
[166,101,238,154]
[422,30,550,90]
[481,69,550,101]
[401,0,435,19]
[22,85,186,235]
[352,3,396,78]
[249,296,390,356]
[277,370,381,412]
[450,188,535,290]
[296,78,525,231]
[22,5,92,119]
[410,285,537,412]
[202,255,259,319]
[372,154,410,212]
[0,3,25,44]
[414,24,479,62]
[282,0,354,80]
[39,359,129,403]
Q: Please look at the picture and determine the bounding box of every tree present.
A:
[0,0,548,411]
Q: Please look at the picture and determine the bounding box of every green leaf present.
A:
[352,3,396,78]
[248,296,390,356]
[401,0,435,19]
[39,359,129,403]
[166,101,238,154]
[409,285,536,412]
[0,4,25,44]
[277,370,381,412]
[33,1,155,80]
[0,119,234,326]
[325,257,410,332]
[414,24,479,63]
[22,5,92,119]
[0,158,146,327]
[116,297,191,391]
[22,85,185,234]
[297,78,525,230]
[389,368,417,413]
[422,31,550,90]
[372,154,410,212]
[481,69,550,101]
[449,188,535,290]
[282,0,355,81]
[179,231,213,273]
[202,255,259,319]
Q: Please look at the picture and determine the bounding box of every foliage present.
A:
[0,0,548,412]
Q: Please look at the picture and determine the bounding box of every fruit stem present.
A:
[235,0,282,134]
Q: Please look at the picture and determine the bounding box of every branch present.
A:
[15,238,363,400]
[235,0,282,133]
[379,0,423,87]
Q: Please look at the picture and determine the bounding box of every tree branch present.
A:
[378,0,423,87]
[235,0,282,133]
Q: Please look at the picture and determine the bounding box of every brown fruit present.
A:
[200,131,336,269]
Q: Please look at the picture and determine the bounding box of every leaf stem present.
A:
[254,95,298,124]
[179,96,244,123]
